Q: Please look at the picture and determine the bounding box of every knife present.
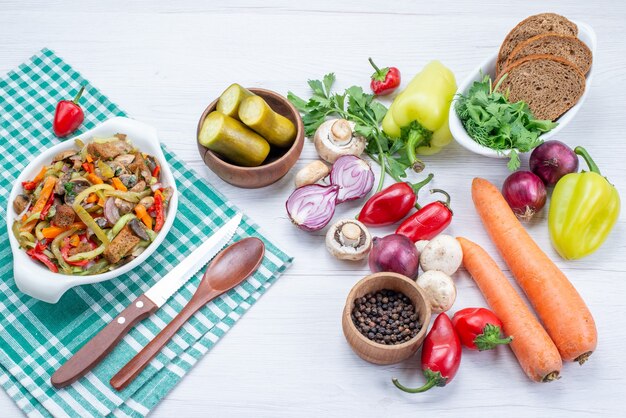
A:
[51,213,242,389]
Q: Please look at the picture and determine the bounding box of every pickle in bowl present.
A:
[238,95,296,148]
[216,83,255,120]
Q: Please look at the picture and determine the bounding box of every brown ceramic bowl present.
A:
[197,88,304,188]
[342,272,432,365]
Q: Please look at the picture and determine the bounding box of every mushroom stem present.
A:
[339,223,362,248]
[330,119,353,145]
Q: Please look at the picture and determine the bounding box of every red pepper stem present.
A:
[574,146,600,175]
[368,57,383,76]
[430,189,451,206]
[392,376,439,393]
[409,173,434,197]
[72,85,86,104]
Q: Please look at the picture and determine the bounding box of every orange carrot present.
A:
[111,177,127,191]
[86,193,98,204]
[21,176,57,232]
[32,166,47,183]
[87,173,103,185]
[134,204,153,230]
[457,237,562,382]
[471,178,597,363]
[69,234,80,247]
[86,154,93,163]
[42,226,68,239]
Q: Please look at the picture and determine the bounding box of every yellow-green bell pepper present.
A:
[382,61,457,165]
[548,147,620,260]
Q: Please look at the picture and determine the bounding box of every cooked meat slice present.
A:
[68,242,93,257]
[52,204,76,228]
[129,180,146,192]
[87,140,132,160]
[128,153,152,181]
[54,172,71,195]
[128,218,150,241]
[13,194,31,214]
[114,133,127,141]
[104,226,140,264]
[52,150,77,162]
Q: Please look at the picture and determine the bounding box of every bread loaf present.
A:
[506,34,592,75]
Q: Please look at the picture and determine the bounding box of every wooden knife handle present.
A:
[110,293,217,391]
[51,294,158,389]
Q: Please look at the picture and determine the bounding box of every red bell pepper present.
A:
[22,181,38,191]
[395,189,453,242]
[154,190,165,232]
[151,165,160,178]
[26,241,58,273]
[452,308,512,351]
[357,174,433,227]
[40,190,56,220]
[393,313,461,393]
[368,58,401,96]
[53,86,85,138]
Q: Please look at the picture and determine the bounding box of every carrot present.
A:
[32,166,48,183]
[20,176,57,233]
[457,237,562,382]
[86,154,93,163]
[87,173,103,185]
[42,226,68,239]
[69,234,80,247]
[111,177,127,191]
[471,178,597,363]
[86,193,98,204]
[134,204,153,230]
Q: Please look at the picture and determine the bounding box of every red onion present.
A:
[329,155,374,203]
[502,171,547,221]
[529,140,579,186]
[286,184,339,231]
[368,234,420,279]
[104,197,120,225]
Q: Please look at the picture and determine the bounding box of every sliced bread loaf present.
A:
[496,54,585,121]
[506,34,592,74]
[496,13,578,75]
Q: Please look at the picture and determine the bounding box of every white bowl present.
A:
[6,117,179,303]
[450,20,597,158]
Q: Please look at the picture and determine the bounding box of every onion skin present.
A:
[329,155,374,203]
[286,184,339,232]
[529,140,579,186]
[502,171,547,221]
[368,234,420,279]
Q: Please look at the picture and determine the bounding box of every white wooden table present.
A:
[2,1,625,416]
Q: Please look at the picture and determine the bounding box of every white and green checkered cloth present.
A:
[0,48,292,417]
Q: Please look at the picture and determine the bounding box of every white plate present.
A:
[6,117,179,303]
[449,20,597,158]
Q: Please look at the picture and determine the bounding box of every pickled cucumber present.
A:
[199,111,270,167]
[216,84,255,120]
[238,96,296,148]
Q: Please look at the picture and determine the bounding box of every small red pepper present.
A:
[358,174,433,227]
[82,162,94,174]
[22,181,38,191]
[40,191,56,220]
[151,165,160,178]
[452,308,512,351]
[154,190,165,232]
[26,241,58,273]
[53,86,86,138]
[368,58,401,96]
[395,189,453,242]
[393,313,461,393]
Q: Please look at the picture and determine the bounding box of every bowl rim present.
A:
[343,272,432,351]
[6,116,179,302]
[196,87,304,171]
[449,19,597,159]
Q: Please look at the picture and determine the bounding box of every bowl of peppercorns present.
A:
[342,272,432,365]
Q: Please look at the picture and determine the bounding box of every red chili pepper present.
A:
[368,58,401,96]
[154,191,165,232]
[452,308,512,351]
[358,174,433,227]
[393,313,461,393]
[82,162,94,174]
[395,189,453,242]
[40,191,56,220]
[151,165,160,178]
[22,181,38,191]
[53,86,86,138]
[26,243,58,273]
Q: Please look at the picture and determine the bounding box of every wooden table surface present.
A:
[1,1,625,416]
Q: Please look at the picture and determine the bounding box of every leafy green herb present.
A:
[455,74,557,170]
[288,74,427,191]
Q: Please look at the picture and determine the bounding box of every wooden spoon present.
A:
[110,237,265,391]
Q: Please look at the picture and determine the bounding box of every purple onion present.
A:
[286,184,339,231]
[103,197,120,225]
[329,155,374,203]
[368,234,420,279]
[502,171,547,221]
[529,140,579,186]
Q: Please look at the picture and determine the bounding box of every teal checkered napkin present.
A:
[0,48,292,417]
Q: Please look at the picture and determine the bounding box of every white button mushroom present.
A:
[419,234,463,276]
[313,119,366,163]
[416,270,457,314]
[415,239,430,254]
[325,219,372,261]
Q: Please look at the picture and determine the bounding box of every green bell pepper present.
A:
[382,61,457,167]
[548,147,620,260]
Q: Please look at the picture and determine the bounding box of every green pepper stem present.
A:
[406,131,425,171]
[430,189,451,206]
[410,173,434,197]
[392,376,438,393]
[368,57,383,77]
[574,146,600,175]
[73,85,86,104]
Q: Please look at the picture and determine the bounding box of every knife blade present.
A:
[51,213,242,388]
